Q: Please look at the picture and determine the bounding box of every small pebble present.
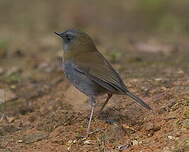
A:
[117,144,130,150]
[132,140,139,145]
[83,140,93,145]
[168,136,174,140]
[167,135,179,140]
[18,140,23,143]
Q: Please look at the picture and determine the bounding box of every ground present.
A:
[0,1,189,151]
[0,38,189,152]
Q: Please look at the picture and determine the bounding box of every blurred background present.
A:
[1,0,189,38]
[1,0,189,47]
[0,0,189,151]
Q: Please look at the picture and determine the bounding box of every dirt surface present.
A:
[0,40,188,152]
[0,0,189,152]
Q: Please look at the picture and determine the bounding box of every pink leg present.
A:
[86,96,95,136]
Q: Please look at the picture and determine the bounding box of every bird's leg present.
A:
[86,96,96,136]
[99,93,112,113]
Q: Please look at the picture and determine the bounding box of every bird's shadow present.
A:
[96,106,142,126]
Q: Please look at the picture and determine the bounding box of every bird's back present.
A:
[72,49,129,94]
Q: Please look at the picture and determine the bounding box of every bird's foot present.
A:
[77,128,104,139]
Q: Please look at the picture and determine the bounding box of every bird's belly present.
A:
[63,62,106,96]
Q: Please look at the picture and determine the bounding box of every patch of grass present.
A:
[138,0,169,13]
[0,40,9,58]
[157,15,186,34]
[0,40,9,49]
[0,72,22,84]
[107,50,122,63]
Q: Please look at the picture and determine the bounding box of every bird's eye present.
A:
[65,34,74,41]
[66,35,71,41]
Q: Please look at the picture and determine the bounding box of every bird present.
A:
[55,29,152,136]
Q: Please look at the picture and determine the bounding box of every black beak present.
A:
[54,32,62,37]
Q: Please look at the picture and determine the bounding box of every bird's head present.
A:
[55,29,96,54]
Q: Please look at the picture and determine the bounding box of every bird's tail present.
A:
[126,91,152,110]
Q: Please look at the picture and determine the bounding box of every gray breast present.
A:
[63,61,107,96]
